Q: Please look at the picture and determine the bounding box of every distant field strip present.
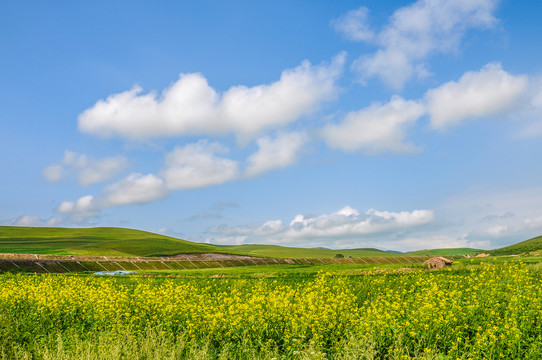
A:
[0,253,433,273]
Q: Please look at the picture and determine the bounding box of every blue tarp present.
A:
[93,270,136,276]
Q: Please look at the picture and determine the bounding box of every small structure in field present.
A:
[424,256,453,269]
[94,270,136,276]
[475,253,490,258]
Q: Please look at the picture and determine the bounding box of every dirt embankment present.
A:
[162,253,269,261]
[0,252,265,262]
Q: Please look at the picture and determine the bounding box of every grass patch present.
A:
[137,263,422,278]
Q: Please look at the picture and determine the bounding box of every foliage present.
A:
[1,262,542,359]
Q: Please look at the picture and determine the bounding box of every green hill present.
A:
[0,226,228,257]
[1,226,501,259]
[406,248,482,256]
[0,226,397,258]
[219,244,399,258]
[490,235,542,256]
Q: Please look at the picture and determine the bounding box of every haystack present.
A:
[424,256,453,269]
[475,253,490,257]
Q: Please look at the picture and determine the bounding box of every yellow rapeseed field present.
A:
[1,262,542,359]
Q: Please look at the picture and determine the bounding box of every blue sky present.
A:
[2,0,542,251]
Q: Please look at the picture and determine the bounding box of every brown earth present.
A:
[0,252,266,262]
[423,256,453,269]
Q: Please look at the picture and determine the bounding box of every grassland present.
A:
[489,235,542,256]
[0,226,421,259]
[139,262,422,278]
[406,247,482,256]
[1,226,398,258]
[0,226,225,257]
[2,225,540,263]
[222,244,399,258]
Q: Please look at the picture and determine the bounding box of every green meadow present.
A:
[0,226,485,258]
[0,226,222,257]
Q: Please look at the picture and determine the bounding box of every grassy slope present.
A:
[406,248,482,256]
[5,226,531,259]
[490,235,542,255]
[0,227,402,258]
[221,244,399,258]
[0,226,231,257]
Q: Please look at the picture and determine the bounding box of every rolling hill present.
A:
[406,248,482,256]
[218,244,399,258]
[2,226,518,259]
[0,226,407,258]
[0,226,229,257]
[489,235,542,256]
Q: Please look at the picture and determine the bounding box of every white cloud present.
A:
[42,164,65,183]
[206,205,434,247]
[349,0,498,89]
[2,214,63,227]
[43,151,129,186]
[322,95,425,153]
[514,81,542,138]
[436,186,542,248]
[55,134,312,219]
[426,63,529,129]
[472,214,542,242]
[100,173,168,207]
[57,195,98,218]
[533,85,542,109]
[390,235,490,253]
[163,141,240,190]
[78,54,345,141]
[205,186,542,251]
[331,6,374,42]
[245,132,307,177]
[57,173,168,218]
[286,206,434,239]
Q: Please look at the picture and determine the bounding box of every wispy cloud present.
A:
[340,0,499,89]
[57,173,168,219]
[2,214,63,227]
[55,132,310,218]
[43,151,129,186]
[331,6,375,42]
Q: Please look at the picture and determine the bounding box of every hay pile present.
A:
[424,256,453,269]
